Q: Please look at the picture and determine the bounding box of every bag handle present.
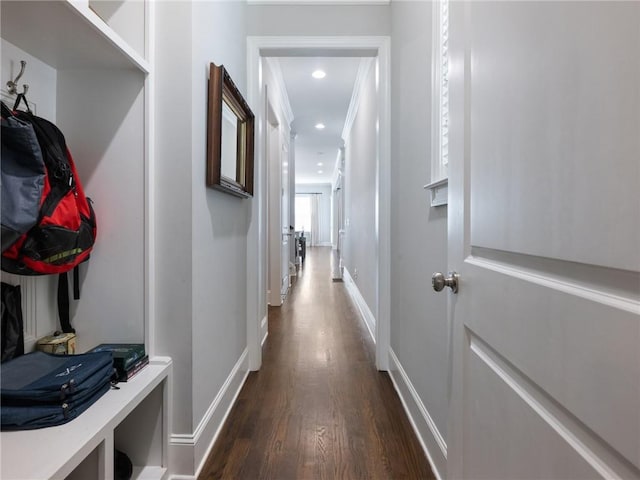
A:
[12,93,32,114]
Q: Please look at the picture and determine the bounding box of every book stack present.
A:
[88,344,148,382]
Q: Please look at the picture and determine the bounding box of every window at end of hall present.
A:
[295,195,311,233]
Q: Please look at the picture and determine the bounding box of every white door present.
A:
[445,2,640,479]
[267,110,282,306]
[280,138,290,296]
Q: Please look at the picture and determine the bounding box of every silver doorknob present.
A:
[432,271,459,293]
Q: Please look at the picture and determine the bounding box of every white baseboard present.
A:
[388,348,447,480]
[261,315,268,346]
[169,348,250,479]
[342,268,376,344]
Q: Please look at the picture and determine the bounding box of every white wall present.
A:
[154,1,249,477]
[155,0,194,442]
[389,2,449,478]
[343,64,378,324]
[190,0,249,441]
[247,4,390,36]
[295,183,332,246]
[58,66,146,347]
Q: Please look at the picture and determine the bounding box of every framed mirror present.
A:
[207,63,254,197]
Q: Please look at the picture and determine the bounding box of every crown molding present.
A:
[264,57,295,127]
[341,57,374,141]
[331,146,344,189]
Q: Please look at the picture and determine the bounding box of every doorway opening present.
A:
[246,36,391,373]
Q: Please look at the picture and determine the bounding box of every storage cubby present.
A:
[66,444,103,480]
[115,379,167,478]
[1,358,171,480]
[1,1,168,478]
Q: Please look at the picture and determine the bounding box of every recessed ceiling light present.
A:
[315,123,325,130]
[283,162,288,166]
[317,162,323,166]
[317,170,323,174]
[312,70,326,79]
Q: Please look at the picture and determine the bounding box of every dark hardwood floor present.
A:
[199,247,435,480]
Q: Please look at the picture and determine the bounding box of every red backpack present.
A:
[1,101,97,332]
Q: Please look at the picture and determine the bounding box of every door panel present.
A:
[447,2,640,478]
[466,263,639,470]
[468,1,640,271]
[467,344,611,479]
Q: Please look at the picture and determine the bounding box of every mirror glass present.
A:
[220,100,238,180]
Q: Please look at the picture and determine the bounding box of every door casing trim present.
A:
[246,35,391,371]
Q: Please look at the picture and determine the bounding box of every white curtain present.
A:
[310,194,320,246]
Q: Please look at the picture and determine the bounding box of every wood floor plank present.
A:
[198,247,435,480]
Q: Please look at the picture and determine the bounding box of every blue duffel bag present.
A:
[1,381,111,430]
[1,351,115,430]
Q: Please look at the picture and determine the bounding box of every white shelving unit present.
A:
[1,359,171,480]
[0,1,149,72]
[1,1,167,478]
[1,0,151,349]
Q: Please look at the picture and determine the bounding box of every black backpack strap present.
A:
[73,266,81,300]
[57,273,75,334]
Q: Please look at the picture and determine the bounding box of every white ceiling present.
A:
[275,56,362,184]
